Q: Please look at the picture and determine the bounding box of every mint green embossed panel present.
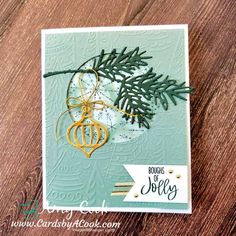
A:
[44,29,188,210]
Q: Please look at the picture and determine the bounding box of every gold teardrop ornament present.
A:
[56,68,138,158]
[67,105,108,158]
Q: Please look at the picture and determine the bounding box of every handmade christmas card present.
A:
[42,25,192,213]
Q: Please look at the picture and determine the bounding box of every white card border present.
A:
[41,24,192,214]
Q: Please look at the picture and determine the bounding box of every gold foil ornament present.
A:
[66,102,108,158]
[56,68,137,158]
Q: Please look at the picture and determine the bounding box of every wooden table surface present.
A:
[0,0,235,235]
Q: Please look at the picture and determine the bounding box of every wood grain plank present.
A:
[0,0,26,38]
[0,0,235,235]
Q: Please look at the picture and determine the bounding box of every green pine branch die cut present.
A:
[43,47,194,129]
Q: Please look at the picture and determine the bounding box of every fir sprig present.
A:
[113,67,193,128]
[43,47,193,128]
[93,47,152,82]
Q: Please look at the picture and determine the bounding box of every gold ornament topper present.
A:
[56,68,137,158]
